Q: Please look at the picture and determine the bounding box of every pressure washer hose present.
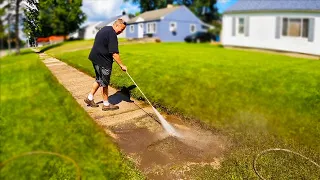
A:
[253,148,320,180]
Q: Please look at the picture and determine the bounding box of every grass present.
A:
[46,42,320,179]
[38,38,127,54]
[0,51,143,179]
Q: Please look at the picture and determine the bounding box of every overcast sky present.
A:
[81,0,238,26]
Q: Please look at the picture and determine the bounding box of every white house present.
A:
[69,21,102,40]
[69,14,130,40]
[96,14,130,38]
[222,0,320,56]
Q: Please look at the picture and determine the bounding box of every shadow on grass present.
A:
[39,43,63,53]
[96,85,136,105]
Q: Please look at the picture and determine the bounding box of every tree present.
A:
[126,0,173,13]
[1,0,23,54]
[188,0,219,23]
[23,0,40,46]
[38,0,86,37]
[0,0,7,50]
[0,0,14,51]
[14,0,22,54]
[1,0,27,53]
[24,0,86,38]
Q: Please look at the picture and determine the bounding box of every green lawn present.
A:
[39,38,127,54]
[46,42,320,179]
[0,51,143,179]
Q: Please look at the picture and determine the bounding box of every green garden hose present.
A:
[0,151,81,180]
[253,148,320,180]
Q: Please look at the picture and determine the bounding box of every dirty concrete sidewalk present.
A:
[39,53,228,179]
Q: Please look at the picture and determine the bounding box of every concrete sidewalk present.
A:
[39,53,227,179]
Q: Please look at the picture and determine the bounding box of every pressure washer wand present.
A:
[125,71,153,107]
[113,59,153,107]
[125,70,181,137]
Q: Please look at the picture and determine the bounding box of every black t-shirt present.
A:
[88,26,118,68]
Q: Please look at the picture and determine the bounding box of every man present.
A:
[84,19,127,111]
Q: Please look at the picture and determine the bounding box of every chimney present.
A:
[167,4,173,8]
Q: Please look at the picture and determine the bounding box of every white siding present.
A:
[84,24,99,39]
[222,12,320,55]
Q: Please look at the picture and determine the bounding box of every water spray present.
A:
[126,71,181,137]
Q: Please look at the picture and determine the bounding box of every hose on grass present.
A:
[0,151,81,180]
[253,148,320,180]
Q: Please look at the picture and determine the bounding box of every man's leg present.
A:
[100,68,119,111]
[84,63,101,107]
[101,85,119,111]
[102,86,109,104]
[88,81,100,99]
[84,81,100,107]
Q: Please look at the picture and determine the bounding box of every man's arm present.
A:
[113,53,127,71]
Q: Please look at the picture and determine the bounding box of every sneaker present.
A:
[102,104,119,111]
[84,98,99,107]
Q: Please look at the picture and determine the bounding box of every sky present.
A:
[81,0,238,26]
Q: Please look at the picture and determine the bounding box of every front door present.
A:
[138,23,144,38]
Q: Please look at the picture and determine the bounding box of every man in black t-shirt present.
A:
[84,19,127,111]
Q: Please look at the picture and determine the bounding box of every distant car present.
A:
[184,32,216,43]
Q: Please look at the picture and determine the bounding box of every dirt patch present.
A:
[111,116,229,179]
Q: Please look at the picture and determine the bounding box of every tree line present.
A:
[0,0,86,54]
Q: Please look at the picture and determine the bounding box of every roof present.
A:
[127,6,181,24]
[96,15,123,29]
[80,21,102,29]
[225,0,320,13]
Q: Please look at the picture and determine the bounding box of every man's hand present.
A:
[113,53,127,72]
[120,64,127,71]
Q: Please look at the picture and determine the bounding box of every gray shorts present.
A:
[92,63,112,87]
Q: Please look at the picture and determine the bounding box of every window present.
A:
[238,17,245,34]
[190,24,196,33]
[282,18,288,36]
[146,22,156,34]
[169,22,177,31]
[282,18,309,38]
[302,19,309,38]
[130,25,134,33]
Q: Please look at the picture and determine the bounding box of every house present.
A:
[96,13,130,38]
[221,0,320,56]
[69,13,130,40]
[126,5,212,42]
[69,21,102,40]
